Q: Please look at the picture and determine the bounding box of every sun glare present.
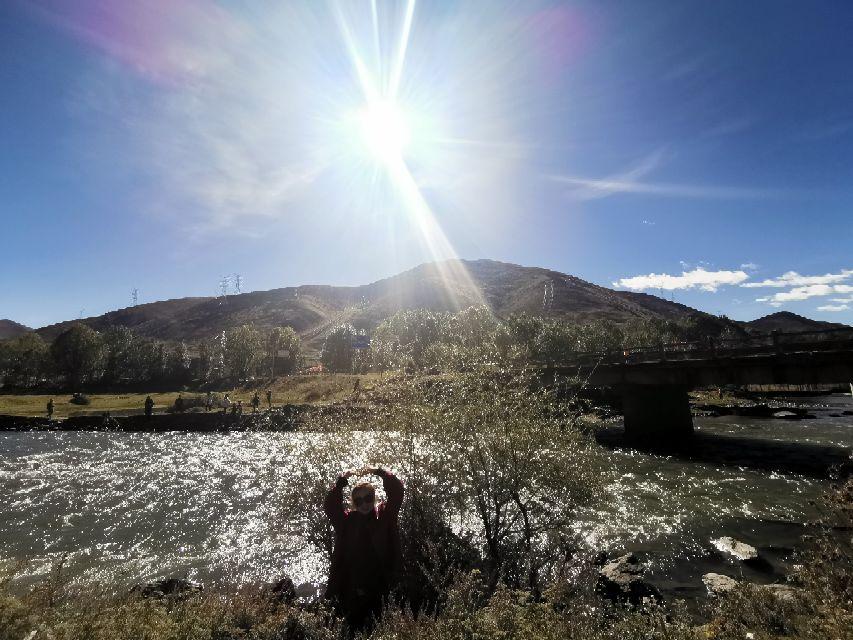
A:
[356,99,411,163]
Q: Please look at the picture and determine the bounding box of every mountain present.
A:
[35,259,742,349]
[0,320,32,341]
[742,311,849,334]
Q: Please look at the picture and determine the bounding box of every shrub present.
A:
[69,393,90,405]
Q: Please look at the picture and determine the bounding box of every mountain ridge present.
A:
[0,320,32,341]
[26,259,846,348]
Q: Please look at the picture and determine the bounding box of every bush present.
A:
[69,393,90,405]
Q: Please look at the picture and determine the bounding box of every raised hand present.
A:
[357,465,380,476]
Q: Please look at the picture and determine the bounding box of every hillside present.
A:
[743,311,848,333]
[36,259,742,349]
[0,320,31,340]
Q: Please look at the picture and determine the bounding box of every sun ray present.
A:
[332,2,380,103]
[389,0,416,99]
[333,0,486,311]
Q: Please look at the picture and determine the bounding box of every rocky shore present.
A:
[0,404,362,432]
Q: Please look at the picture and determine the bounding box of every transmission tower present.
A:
[234,274,243,294]
[543,281,554,311]
[219,276,230,303]
[131,288,139,306]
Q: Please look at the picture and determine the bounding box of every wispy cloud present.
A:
[740,262,759,271]
[549,150,777,201]
[613,267,749,293]
[817,303,849,312]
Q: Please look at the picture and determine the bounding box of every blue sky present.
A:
[2,0,852,329]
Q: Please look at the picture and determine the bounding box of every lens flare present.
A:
[357,99,411,163]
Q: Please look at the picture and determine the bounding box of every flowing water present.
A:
[1,394,851,600]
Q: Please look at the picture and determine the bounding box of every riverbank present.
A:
[0,373,386,418]
[0,403,368,432]
[3,480,851,640]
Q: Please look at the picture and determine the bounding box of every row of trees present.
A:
[321,306,739,373]
[0,323,301,390]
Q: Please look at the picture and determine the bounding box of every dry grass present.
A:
[0,373,392,417]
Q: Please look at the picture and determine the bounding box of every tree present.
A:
[102,326,142,384]
[50,324,105,388]
[267,326,300,376]
[321,324,355,373]
[224,325,263,379]
[166,341,192,383]
[0,332,48,387]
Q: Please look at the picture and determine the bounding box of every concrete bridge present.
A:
[547,328,853,440]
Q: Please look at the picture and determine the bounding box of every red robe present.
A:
[323,469,404,608]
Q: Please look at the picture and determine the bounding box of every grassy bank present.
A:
[0,373,389,417]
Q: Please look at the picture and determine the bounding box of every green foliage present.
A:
[321,324,356,373]
[224,324,264,379]
[49,324,105,389]
[268,326,301,376]
[0,332,48,387]
[362,308,715,373]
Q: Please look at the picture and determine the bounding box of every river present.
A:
[1,393,851,600]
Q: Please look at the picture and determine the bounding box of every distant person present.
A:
[205,391,213,412]
[352,378,361,401]
[266,389,273,410]
[237,400,243,415]
[251,392,260,413]
[175,394,185,413]
[222,393,231,414]
[324,466,403,633]
[46,398,54,419]
[144,395,154,417]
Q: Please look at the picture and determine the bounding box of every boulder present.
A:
[712,537,758,561]
[596,553,661,606]
[760,583,799,604]
[772,411,798,419]
[133,577,202,599]
[702,573,738,596]
[267,576,297,603]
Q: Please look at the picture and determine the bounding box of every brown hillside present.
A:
[0,320,32,341]
[743,311,848,333]
[36,259,741,349]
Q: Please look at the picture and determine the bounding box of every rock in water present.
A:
[703,573,738,596]
[760,583,799,603]
[712,536,759,561]
[596,552,661,606]
[133,577,203,599]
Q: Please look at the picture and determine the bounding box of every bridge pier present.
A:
[621,384,693,441]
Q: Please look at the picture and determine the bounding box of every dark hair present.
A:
[350,481,375,508]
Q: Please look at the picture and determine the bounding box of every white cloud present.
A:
[742,269,853,288]
[613,268,749,293]
[817,304,849,312]
[739,262,758,271]
[755,283,853,304]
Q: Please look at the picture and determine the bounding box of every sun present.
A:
[356,99,411,164]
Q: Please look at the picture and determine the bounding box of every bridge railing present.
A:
[547,327,853,368]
